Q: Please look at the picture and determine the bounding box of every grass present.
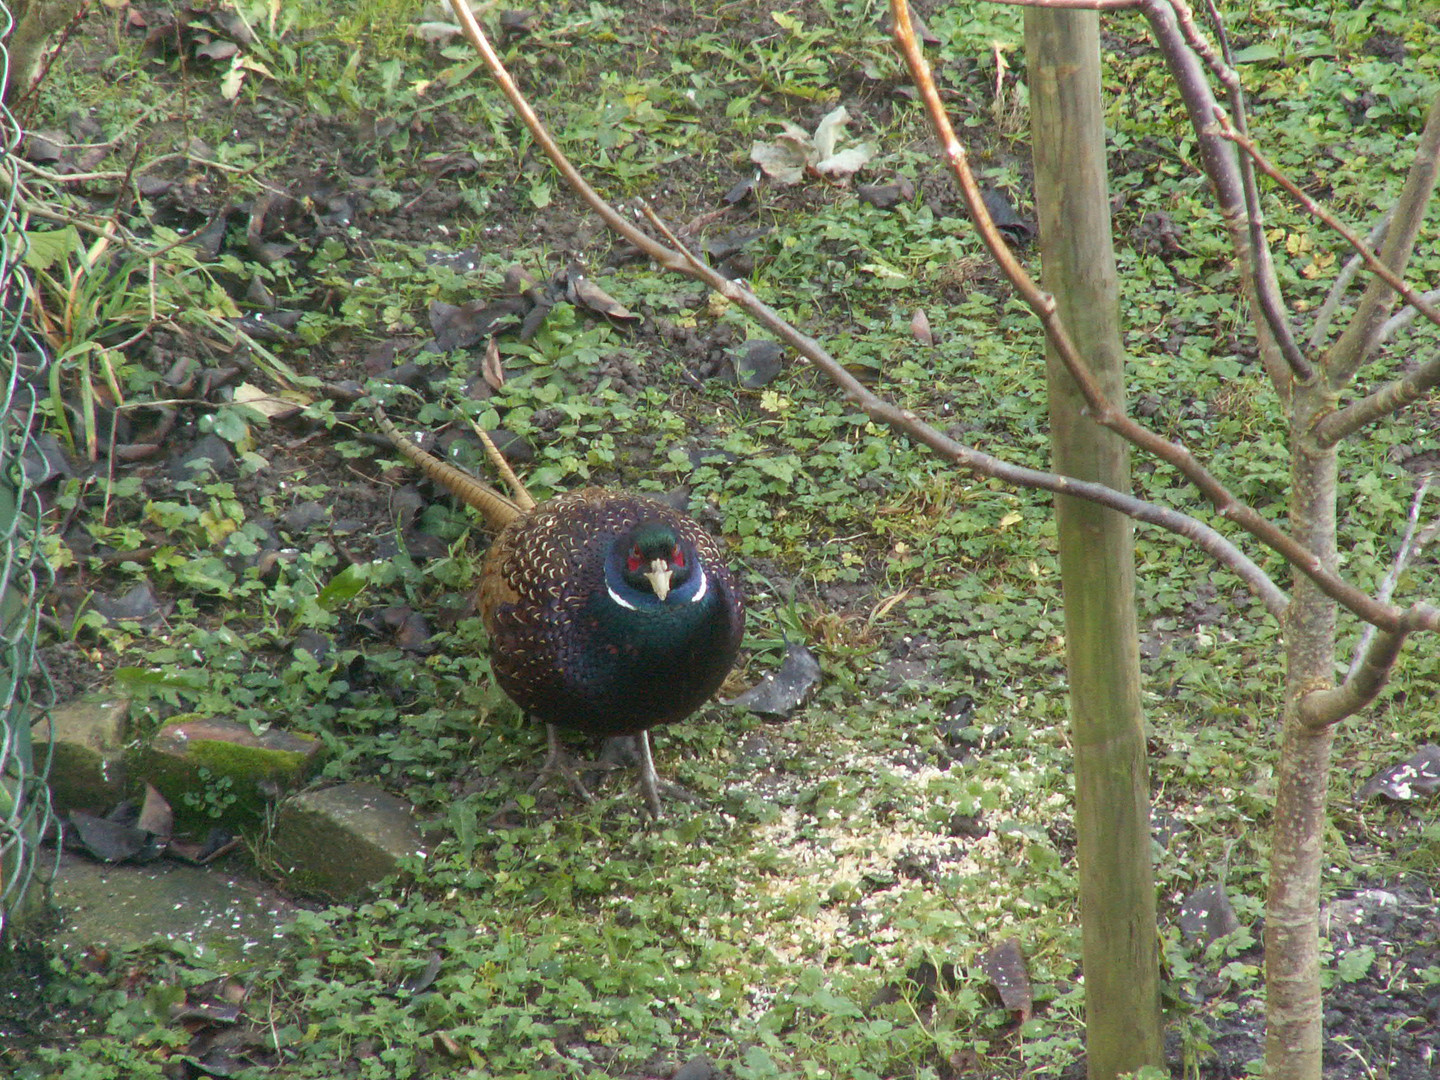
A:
[9,0,1440,1077]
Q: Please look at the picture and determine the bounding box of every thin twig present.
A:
[1211,110,1440,334]
[1314,353,1440,447]
[1163,0,1311,382]
[1300,622,1411,730]
[1322,90,1440,391]
[1139,0,1308,394]
[1377,288,1440,344]
[1348,477,1433,679]
[10,151,193,185]
[1307,210,1393,351]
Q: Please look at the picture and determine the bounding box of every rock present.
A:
[1177,882,1241,944]
[673,1055,716,1080]
[168,433,237,480]
[269,783,427,901]
[49,849,299,958]
[1322,889,1400,937]
[32,694,130,814]
[145,717,324,833]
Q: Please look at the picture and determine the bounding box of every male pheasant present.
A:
[374,407,745,816]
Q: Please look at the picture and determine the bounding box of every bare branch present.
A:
[1315,353,1440,449]
[1348,478,1432,679]
[1324,89,1440,388]
[889,1,1422,631]
[638,206,1287,617]
[440,0,1435,635]
[1299,624,1408,730]
[983,0,1143,9]
[1307,211,1393,351]
[431,0,1290,614]
[1300,476,1440,727]
[1212,106,1440,341]
[1160,0,1310,387]
[1142,0,1309,395]
[1378,288,1440,344]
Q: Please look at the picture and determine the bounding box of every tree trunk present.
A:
[1264,389,1339,1080]
[1025,10,1164,1078]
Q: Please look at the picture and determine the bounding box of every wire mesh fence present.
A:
[1,0,60,944]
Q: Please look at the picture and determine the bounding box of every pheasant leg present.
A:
[632,731,705,818]
[528,723,596,803]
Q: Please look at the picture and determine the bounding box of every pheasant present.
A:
[373,406,745,817]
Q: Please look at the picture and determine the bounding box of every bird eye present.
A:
[671,546,686,568]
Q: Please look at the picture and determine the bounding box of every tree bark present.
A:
[1264,389,1339,1080]
[1026,10,1164,1078]
[2,0,85,106]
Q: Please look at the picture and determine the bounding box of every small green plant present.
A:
[180,768,239,821]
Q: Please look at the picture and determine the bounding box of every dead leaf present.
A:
[135,784,173,840]
[414,21,462,44]
[723,173,759,204]
[856,178,915,209]
[1358,744,1440,801]
[482,337,505,391]
[429,298,527,350]
[749,137,810,186]
[816,147,875,181]
[566,271,641,324]
[168,831,242,865]
[981,938,1032,1021]
[195,40,240,62]
[435,1031,465,1057]
[750,105,875,187]
[911,308,933,347]
[811,106,850,162]
[67,812,151,863]
[725,642,821,716]
[234,382,306,421]
[402,952,444,995]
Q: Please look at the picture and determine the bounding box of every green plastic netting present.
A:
[1,0,59,943]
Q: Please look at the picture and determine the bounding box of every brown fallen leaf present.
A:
[911,308,933,347]
[429,297,528,351]
[566,269,641,325]
[135,783,173,841]
[234,382,307,421]
[482,336,505,391]
[981,937,1033,1021]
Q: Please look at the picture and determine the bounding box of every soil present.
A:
[6,3,1438,1079]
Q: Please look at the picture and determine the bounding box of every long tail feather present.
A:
[372,404,524,530]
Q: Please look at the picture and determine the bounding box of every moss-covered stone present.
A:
[48,849,299,959]
[142,717,325,835]
[32,694,130,815]
[269,783,427,901]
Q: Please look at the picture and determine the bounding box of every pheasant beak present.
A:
[645,558,673,601]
